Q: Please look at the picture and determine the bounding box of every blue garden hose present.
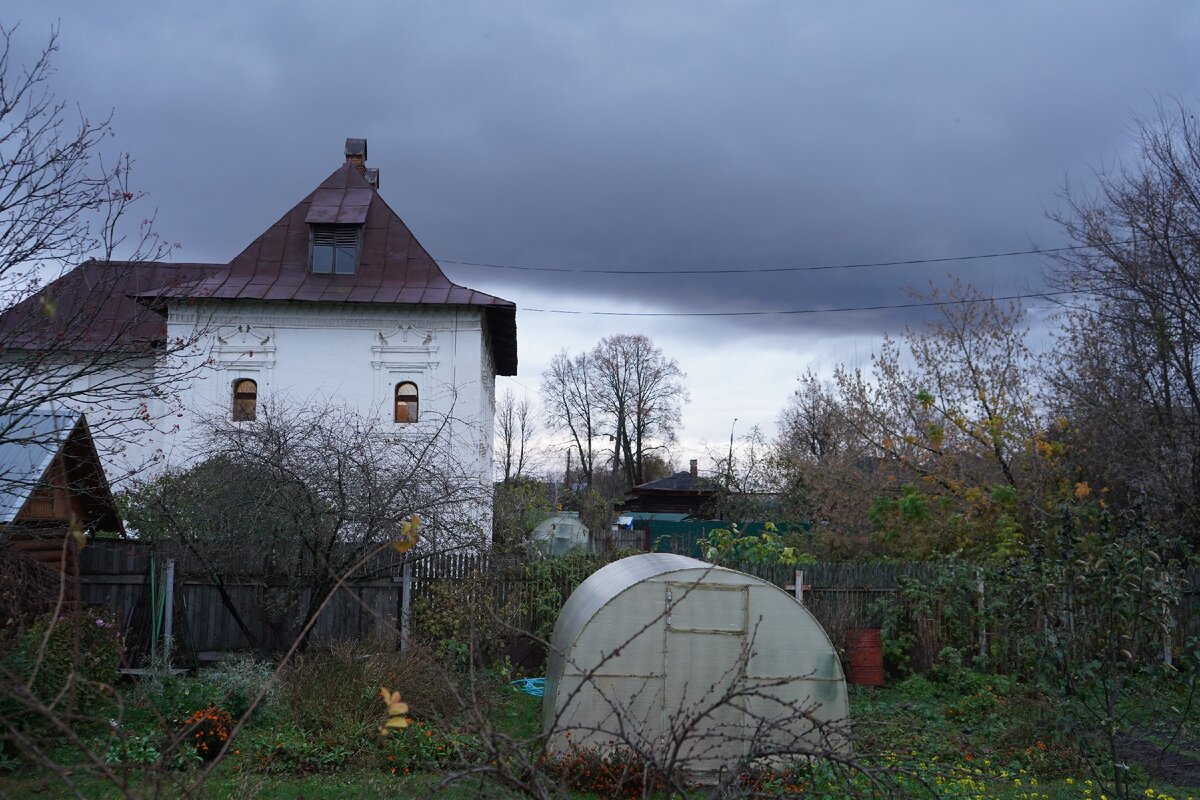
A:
[510,677,545,698]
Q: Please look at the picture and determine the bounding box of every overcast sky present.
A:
[10,2,1200,474]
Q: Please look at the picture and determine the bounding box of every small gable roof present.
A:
[0,409,123,532]
[631,471,718,494]
[621,470,720,516]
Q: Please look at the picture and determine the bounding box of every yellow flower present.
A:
[392,514,421,554]
[377,687,410,735]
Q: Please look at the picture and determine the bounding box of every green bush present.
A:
[103,731,162,766]
[201,655,278,721]
[378,717,479,773]
[136,655,279,724]
[242,722,353,774]
[3,608,122,721]
[409,576,521,670]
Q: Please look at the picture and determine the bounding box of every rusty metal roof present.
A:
[138,163,517,374]
[3,161,517,375]
[0,261,223,352]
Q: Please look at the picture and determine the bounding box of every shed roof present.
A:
[0,261,222,352]
[0,410,122,531]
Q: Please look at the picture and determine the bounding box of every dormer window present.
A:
[311,224,360,275]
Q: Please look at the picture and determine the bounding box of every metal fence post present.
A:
[399,561,412,652]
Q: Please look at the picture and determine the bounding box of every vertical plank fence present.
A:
[60,538,1200,672]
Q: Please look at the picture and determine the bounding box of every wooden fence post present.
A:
[976,567,986,664]
[164,558,175,661]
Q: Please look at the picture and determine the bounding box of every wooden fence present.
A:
[75,541,594,665]
[67,539,1200,672]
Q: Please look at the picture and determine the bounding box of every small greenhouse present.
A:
[544,553,849,774]
[530,511,590,557]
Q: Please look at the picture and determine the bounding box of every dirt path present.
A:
[1119,737,1200,788]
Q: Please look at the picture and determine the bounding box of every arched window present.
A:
[394,382,418,423]
[232,378,258,421]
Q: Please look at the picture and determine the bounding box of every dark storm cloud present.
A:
[11,0,1200,342]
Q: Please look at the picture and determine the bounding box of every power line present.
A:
[440,240,1125,276]
[521,289,1078,317]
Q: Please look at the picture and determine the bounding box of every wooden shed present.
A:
[0,410,123,576]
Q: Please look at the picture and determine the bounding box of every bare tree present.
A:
[540,349,601,487]
[495,388,536,482]
[0,23,207,483]
[123,400,488,651]
[1048,101,1200,547]
[591,333,688,489]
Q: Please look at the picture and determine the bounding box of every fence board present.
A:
[69,538,1200,669]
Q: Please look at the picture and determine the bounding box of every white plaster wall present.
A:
[1,353,174,485]
[2,300,504,545]
[162,301,495,535]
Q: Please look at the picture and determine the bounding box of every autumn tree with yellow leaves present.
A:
[777,281,1064,560]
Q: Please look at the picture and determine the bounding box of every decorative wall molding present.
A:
[171,303,482,333]
[211,324,277,369]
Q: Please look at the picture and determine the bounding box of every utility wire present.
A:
[521,289,1079,317]
[441,239,1129,276]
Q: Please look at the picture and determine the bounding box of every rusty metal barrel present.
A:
[845,627,885,686]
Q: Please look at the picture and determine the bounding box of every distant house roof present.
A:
[1,145,518,375]
[0,410,123,533]
[621,470,720,516]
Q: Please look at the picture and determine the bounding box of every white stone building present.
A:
[1,139,517,529]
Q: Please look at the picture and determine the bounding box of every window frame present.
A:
[394,381,419,424]
[232,378,258,421]
[310,224,362,275]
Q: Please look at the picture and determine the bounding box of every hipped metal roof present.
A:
[1,157,517,375]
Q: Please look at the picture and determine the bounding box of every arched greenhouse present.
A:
[543,553,850,775]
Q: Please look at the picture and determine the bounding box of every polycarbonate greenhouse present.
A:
[543,553,849,774]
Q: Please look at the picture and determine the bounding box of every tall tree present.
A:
[0,24,202,482]
[540,350,601,487]
[124,400,486,651]
[495,388,536,481]
[591,334,688,489]
[1048,101,1200,547]
[775,282,1045,560]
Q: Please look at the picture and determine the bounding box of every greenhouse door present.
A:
[663,582,749,771]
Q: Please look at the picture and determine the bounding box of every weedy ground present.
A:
[1,658,1197,799]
